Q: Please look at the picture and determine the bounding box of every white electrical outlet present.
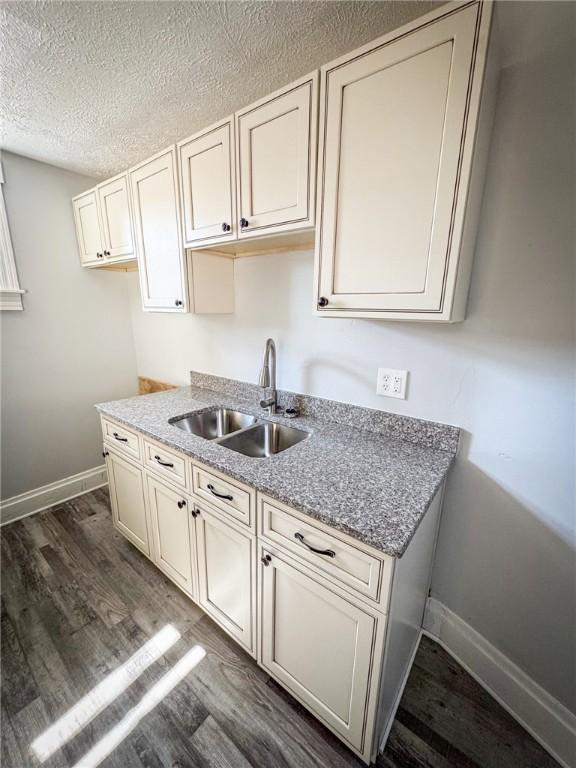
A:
[377,368,408,399]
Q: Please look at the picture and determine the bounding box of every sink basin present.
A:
[218,422,309,458]
[170,408,257,439]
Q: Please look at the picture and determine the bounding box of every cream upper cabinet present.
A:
[178,118,236,248]
[105,448,150,557]
[146,473,196,597]
[129,147,188,312]
[235,72,318,239]
[72,189,103,266]
[315,1,495,321]
[260,546,379,754]
[97,173,135,262]
[195,502,256,655]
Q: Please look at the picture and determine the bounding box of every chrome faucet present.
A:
[258,338,277,414]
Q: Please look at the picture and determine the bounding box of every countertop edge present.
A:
[95,400,455,559]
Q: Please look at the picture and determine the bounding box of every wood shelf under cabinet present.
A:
[193,228,315,258]
[98,259,138,272]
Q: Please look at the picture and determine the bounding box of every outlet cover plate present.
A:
[377,368,408,399]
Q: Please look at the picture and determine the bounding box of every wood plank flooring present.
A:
[1,489,559,768]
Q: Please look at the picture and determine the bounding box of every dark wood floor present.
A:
[1,489,558,768]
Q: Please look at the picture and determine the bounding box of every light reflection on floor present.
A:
[71,644,207,768]
[29,624,206,768]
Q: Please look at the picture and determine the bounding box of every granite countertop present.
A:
[96,381,459,558]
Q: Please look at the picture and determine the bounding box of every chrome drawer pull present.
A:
[294,532,336,558]
[154,455,174,468]
[112,432,128,443]
[207,483,233,501]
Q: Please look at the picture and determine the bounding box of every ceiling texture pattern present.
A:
[1,0,439,178]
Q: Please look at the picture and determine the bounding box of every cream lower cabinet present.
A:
[101,418,442,765]
[259,544,384,756]
[105,448,151,557]
[195,501,256,656]
[146,473,196,597]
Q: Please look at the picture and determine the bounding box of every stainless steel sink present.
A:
[218,422,309,458]
[170,408,257,439]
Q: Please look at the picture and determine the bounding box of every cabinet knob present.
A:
[261,553,272,567]
[239,217,249,228]
[221,222,231,232]
[177,500,186,509]
[97,252,103,259]
[104,250,110,257]
[174,299,183,307]
[318,297,329,307]
[191,508,200,518]
[102,450,109,458]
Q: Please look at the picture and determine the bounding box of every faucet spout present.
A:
[258,338,277,414]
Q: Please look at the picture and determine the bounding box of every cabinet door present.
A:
[260,547,376,752]
[146,473,195,596]
[72,190,103,266]
[129,147,188,312]
[316,3,482,316]
[195,504,255,655]
[236,73,317,238]
[106,449,150,556]
[178,119,236,247]
[97,173,135,261]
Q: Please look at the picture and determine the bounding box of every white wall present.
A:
[0,152,138,500]
[127,3,575,714]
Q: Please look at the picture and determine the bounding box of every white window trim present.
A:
[0,155,24,310]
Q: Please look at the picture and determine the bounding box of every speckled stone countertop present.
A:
[96,378,459,557]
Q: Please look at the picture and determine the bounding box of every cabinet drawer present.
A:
[102,418,141,461]
[192,463,254,529]
[144,440,188,490]
[258,494,391,606]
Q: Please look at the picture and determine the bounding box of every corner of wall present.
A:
[423,598,576,768]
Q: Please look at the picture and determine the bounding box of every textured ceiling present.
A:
[0,0,441,178]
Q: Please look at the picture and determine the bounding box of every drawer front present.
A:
[192,463,254,529]
[102,418,141,461]
[259,495,389,605]
[143,440,188,490]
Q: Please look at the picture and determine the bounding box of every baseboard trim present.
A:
[0,465,108,526]
[424,597,576,768]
